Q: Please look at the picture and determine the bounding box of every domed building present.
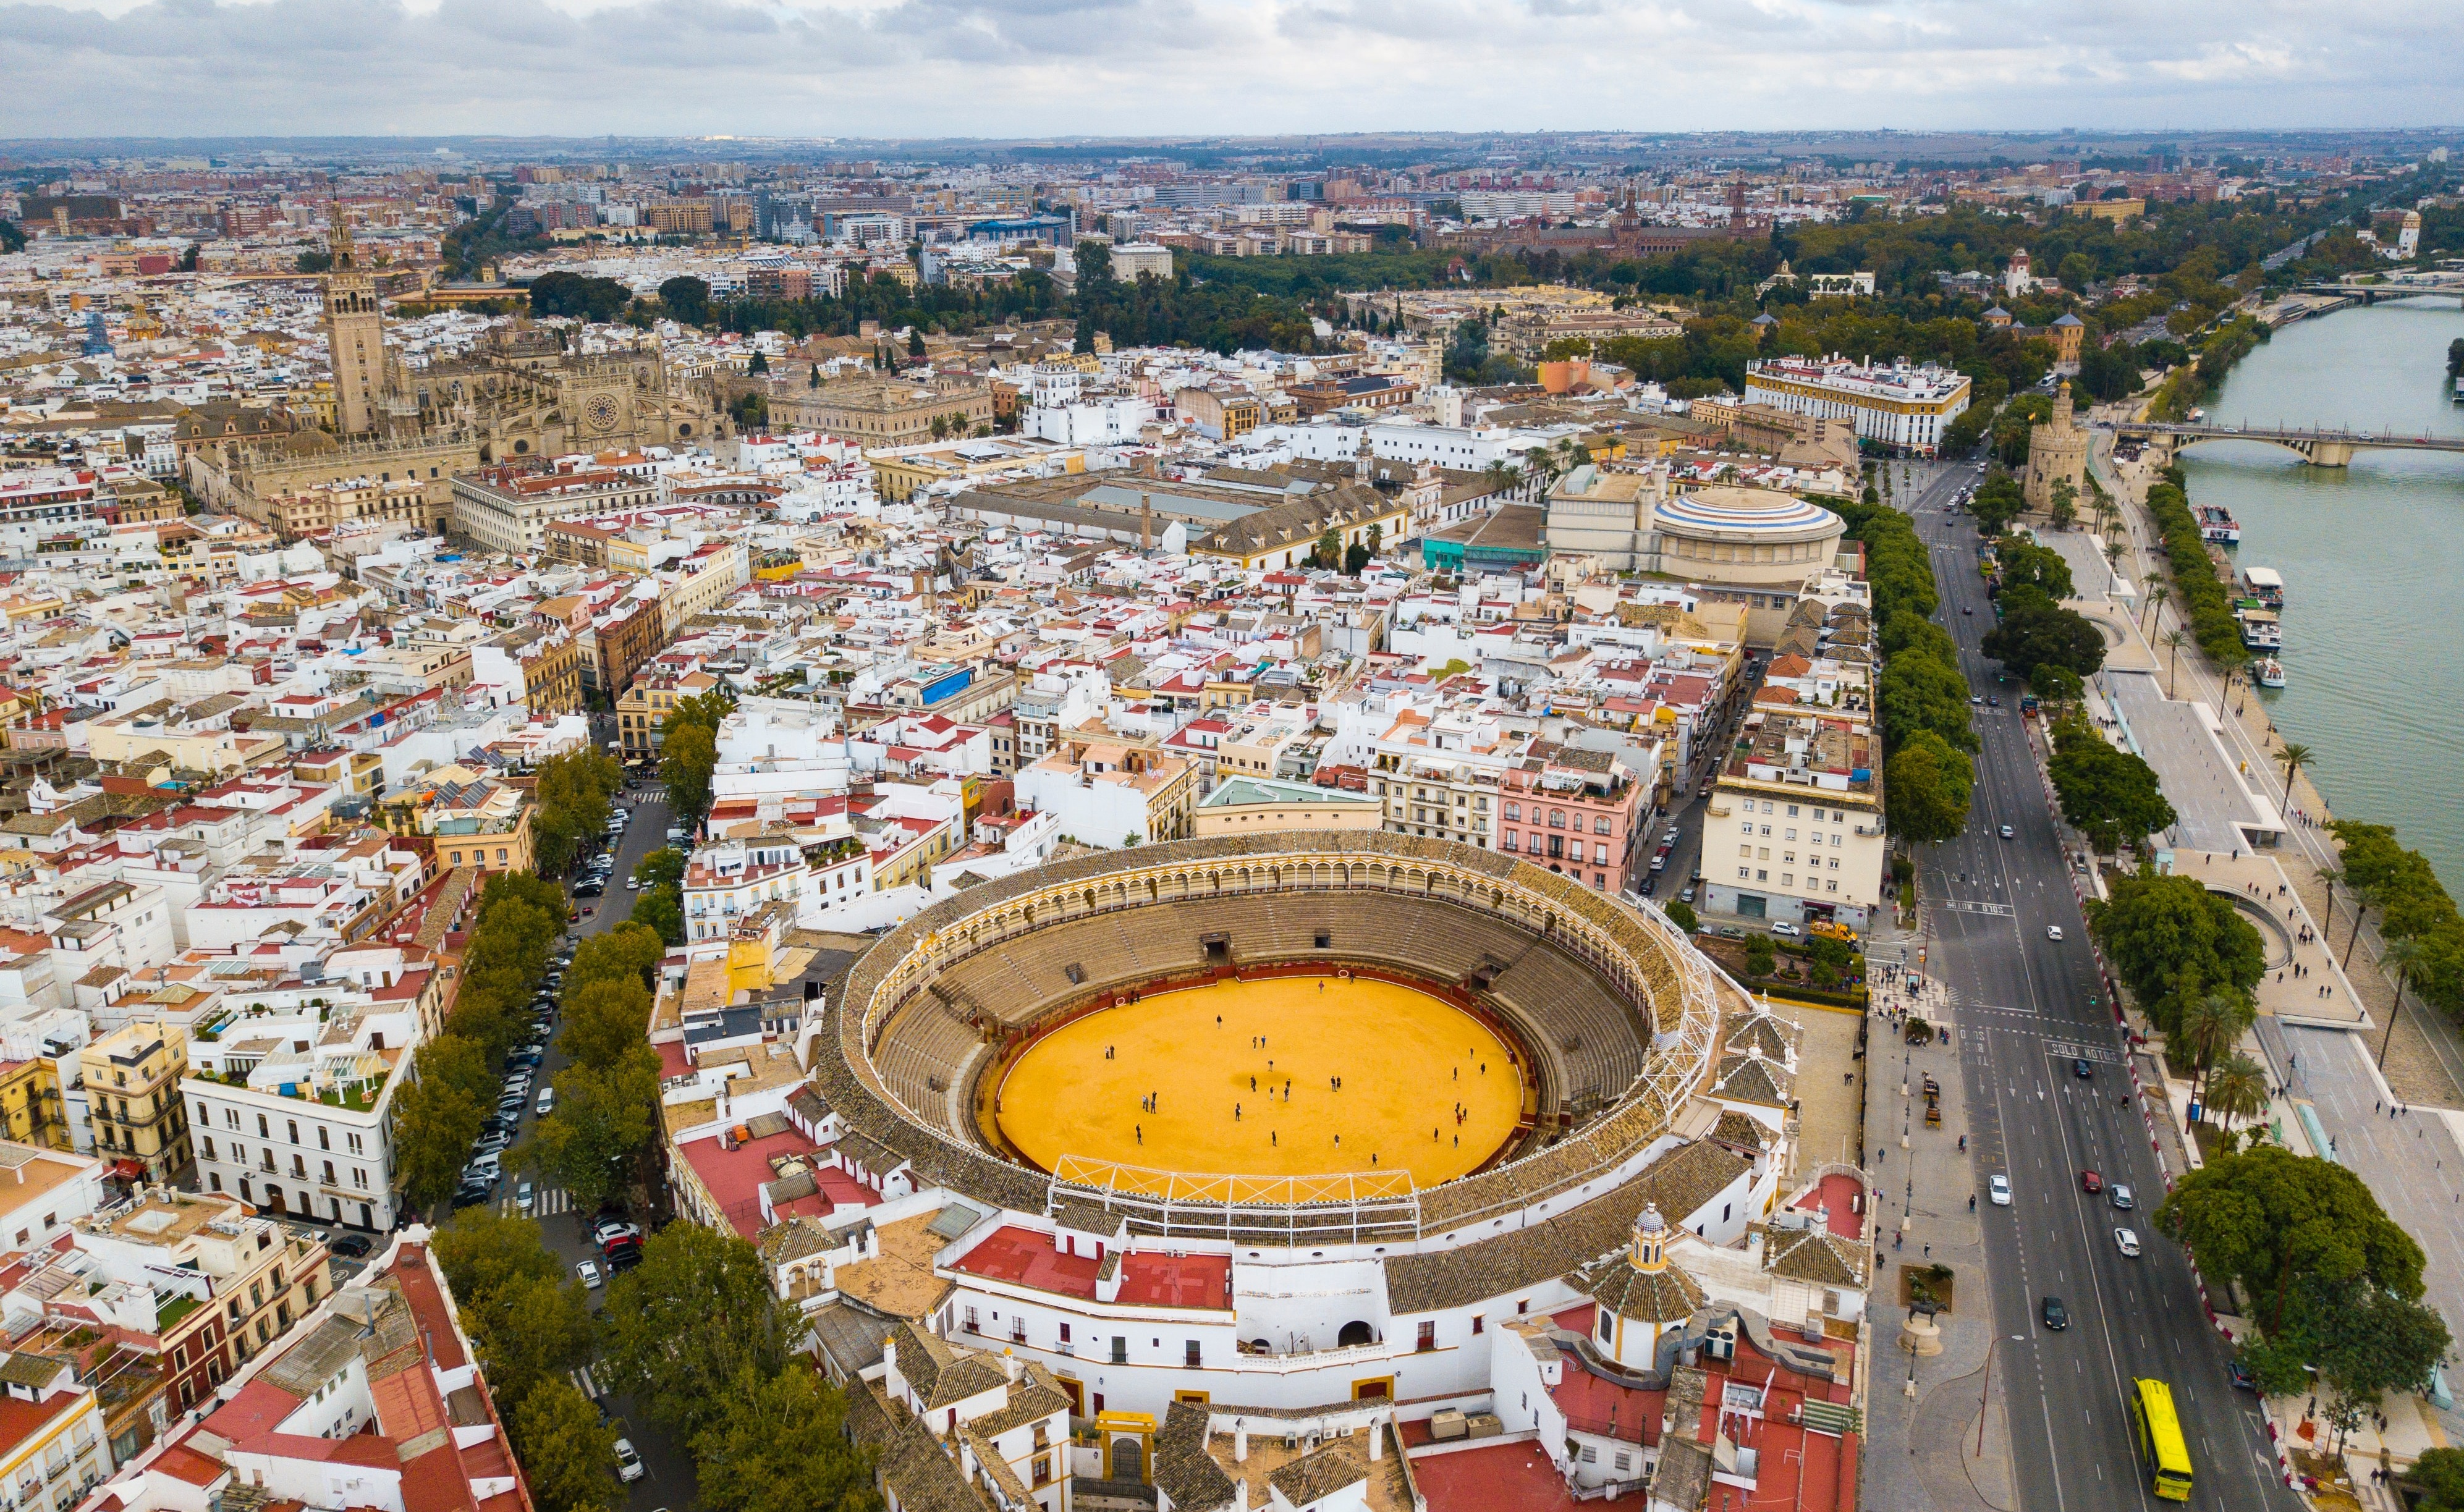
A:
[1546,467,1848,640]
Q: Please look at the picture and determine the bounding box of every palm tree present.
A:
[2205,1052,2270,1134]
[2345,882,2383,969]
[2162,628,2190,698]
[2141,581,2169,636]
[2276,743,2314,812]
[2317,866,2344,940]
[2379,936,2423,1068]
[2178,989,2245,1111]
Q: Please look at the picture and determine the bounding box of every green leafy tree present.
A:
[690,1366,881,1512]
[1884,730,1975,844]
[907,326,926,358]
[1994,536,2077,600]
[2085,869,2260,1034]
[2156,1146,2426,1328]
[536,1043,661,1209]
[1969,473,2025,534]
[558,978,655,1075]
[565,922,666,998]
[434,1209,564,1304]
[658,276,712,326]
[1878,652,1979,754]
[2408,1446,2464,1512]
[1984,597,2106,691]
[528,271,633,322]
[468,1270,598,1413]
[1664,900,1699,934]
[2046,475,2078,530]
[747,347,770,376]
[2047,716,2174,851]
[392,1034,493,1209]
[631,878,685,947]
[599,1224,790,1442]
[659,720,719,830]
[512,1379,622,1512]
[1073,238,1114,289]
[531,748,621,878]
[1743,934,1777,977]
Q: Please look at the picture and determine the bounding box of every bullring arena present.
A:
[805,832,1871,1505]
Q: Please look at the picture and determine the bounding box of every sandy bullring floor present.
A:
[994,974,1525,1189]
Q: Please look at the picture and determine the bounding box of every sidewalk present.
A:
[1855,935,2015,1512]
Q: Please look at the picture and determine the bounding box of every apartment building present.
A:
[0,1350,111,1512]
[448,463,661,555]
[1015,732,1197,848]
[1741,357,1971,457]
[77,1023,192,1184]
[62,1188,332,1415]
[1496,744,1649,893]
[1703,708,1886,932]
[182,1000,415,1231]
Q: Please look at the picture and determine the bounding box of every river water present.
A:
[2180,298,2464,891]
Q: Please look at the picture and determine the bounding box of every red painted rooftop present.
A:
[948,1225,1231,1311]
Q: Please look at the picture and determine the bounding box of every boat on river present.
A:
[2241,565,2285,609]
[2197,504,2243,545]
[2252,656,2286,688]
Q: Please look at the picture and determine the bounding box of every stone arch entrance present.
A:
[1338,1320,1374,1348]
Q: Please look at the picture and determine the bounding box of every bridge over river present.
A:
[2110,420,2464,468]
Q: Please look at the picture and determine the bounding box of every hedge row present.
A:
[2143,478,2247,665]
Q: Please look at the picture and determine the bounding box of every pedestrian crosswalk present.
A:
[501,1185,575,1217]
[569,1365,606,1400]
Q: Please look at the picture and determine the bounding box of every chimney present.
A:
[1234,1421,1248,1461]
[1140,492,1153,552]
[1369,1416,1384,1461]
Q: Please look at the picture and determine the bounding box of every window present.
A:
[1739,820,1753,834]
[1787,804,1800,817]
[318,1128,331,1151]
[1471,1314,1484,1335]
[1784,829,1797,842]
[256,1115,269,1138]
[1184,1340,1202,1367]
[1549,809,1565,828]
[1594,816,1611,835]
[1416,1322,1436,1352]
[287,1120,300,1145]
[347,1133,365,1155]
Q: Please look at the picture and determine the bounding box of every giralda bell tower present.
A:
[322,206,386,436]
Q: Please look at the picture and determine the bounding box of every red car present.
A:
[2080,1170,2102,1194]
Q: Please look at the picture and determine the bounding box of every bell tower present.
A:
[323,206,386,436]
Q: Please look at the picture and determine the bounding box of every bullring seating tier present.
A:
[881,891,1646,1137]
[816,831,1746,1244]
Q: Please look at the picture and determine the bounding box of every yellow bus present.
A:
[2127,1377,2195,1501]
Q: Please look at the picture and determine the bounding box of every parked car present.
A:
[1640,875,1658,897]
[592,1218,643,1248]
[2229,1360,2258,1393]
[536,1088,557,1117]
[451,1183,494,1210]
[607,1246,644,1274]
[1988,1174,2011,1206]
[577,1259,603,1289]
[1769,921,1801,937]
[329,1233,373,1258]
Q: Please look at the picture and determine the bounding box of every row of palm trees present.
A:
[2178,988,2272,1138]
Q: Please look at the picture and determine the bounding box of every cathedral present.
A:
[184,211,731,526]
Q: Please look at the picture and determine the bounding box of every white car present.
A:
[1769,921,1801,937]
[2114,1228,2141,1257]
[536,1088,556,1117]
[516,1181,534,1214]
[576,1259,603,1289]
[2047,926,2065,942]
[614,1438,645,1483]
[1988,1174,2012,1207]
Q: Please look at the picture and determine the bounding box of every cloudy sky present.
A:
[0,0,2457,140]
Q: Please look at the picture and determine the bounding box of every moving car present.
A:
[614,1438,646,1483]
[536,1088,557,1117]
[517,1181,535,1214]
[1998,824,2013,838]
[2110,1183,2135,1210]
[576,1259,603,1289]
[1988,1173,2011,1206]
[2229,1360,2259,1392]
[2080,1168,2102,1194]
[2041,1296,2069,1330]
[2114,1228,2142,1257]
[2047,925,2064,941]
[2073,1057,2094,1079]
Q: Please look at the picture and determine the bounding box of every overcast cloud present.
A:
[0,0,2457,139]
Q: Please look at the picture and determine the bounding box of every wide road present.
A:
[1899,461,2298,1512]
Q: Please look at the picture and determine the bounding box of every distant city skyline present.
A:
[1,0,2459,140]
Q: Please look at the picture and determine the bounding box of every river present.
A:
[2179,298,2464,892]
